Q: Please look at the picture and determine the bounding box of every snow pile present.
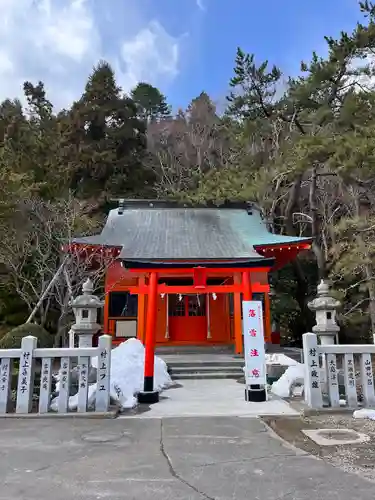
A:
[270,363,305,398]
[51,339,173,411]
[266,353,299,367]
[353,408,375,421]
[242,354,299,372]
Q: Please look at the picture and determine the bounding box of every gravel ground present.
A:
[263,413,375,483]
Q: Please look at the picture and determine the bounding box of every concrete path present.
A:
[1,416,374,499]
[122,379,298,418]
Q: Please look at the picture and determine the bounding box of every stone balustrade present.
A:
[303,332,375,409]
[0,334,112,415]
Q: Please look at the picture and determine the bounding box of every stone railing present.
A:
[303,332,375,409]
[0,334,112,415]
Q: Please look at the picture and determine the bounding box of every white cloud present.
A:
[0,0,182,110]
[348,53,375,91]
[118,21,179,91]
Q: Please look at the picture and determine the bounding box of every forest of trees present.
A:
[1,1,375,344]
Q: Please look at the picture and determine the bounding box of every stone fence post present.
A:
[95,335,112,412]
[302,333,323,409]
[16,336,37,414]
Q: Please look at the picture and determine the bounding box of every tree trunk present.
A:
[54,286,73,347]
[285,175,313,330]
[364,264,375,342]
[310,165,326,279]
[354,196,375,341]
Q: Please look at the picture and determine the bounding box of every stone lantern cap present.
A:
[308,280,341,311]
[70,278,104,309]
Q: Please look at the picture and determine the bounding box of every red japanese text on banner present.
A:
[242,300,266,385]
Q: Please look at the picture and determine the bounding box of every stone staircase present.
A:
[156,346,244,381]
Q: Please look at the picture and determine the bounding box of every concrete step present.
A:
[172,372,244,380]
[161,351,245,381]
[156,346,235,355]
[171,364,243,373]
[166,360,244,368]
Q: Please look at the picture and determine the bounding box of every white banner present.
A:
[242,300,266,385]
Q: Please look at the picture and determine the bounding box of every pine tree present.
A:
[65,61,148,198]
[131,82,171,122]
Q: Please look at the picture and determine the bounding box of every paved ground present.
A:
[1,416,375,499]
[122,379,298,418]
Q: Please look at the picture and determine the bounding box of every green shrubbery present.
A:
[0,323,54,349]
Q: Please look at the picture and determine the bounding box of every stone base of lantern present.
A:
[78,334,94,348]
[315,333,338,345]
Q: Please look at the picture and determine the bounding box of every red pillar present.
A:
[242,271,252,300]
[139,271,159,403]
[233,273,243,355]
[263,292,272,344]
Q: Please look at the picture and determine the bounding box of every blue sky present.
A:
[162,0,364,109]
[0,0,366,110]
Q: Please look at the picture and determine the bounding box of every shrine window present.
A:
[187,295,206,317]
[109,292,138,317]
[169,295,185,317]
[168,294,206,317]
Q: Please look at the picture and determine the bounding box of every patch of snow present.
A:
[353,408,375,421]
[241,354,300,377]
[270,363,305,398]
[266,354,299,366]
[291,385,304,398]
[51,339,173,411]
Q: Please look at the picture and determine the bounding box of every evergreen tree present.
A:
[23,81,53,119]
[131,82,171,122]
[65,61,148,198]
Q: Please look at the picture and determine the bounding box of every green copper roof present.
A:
[73,206,310,260]
[225,210,310,247]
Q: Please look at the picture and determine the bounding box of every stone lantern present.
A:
[70,278,104,348]
[308,280,341,345]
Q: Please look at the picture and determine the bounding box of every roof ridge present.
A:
[110,198,257,213]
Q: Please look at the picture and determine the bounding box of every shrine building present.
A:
[70,200,311,355]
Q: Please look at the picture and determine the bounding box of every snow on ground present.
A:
[266,353,299,366]
[353,408,375,421]
[242,353,299,373]
[51,339,173,411]
[270,363,305,398]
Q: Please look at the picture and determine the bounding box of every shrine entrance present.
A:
[120,262,277,403]
[168,294,207,343]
